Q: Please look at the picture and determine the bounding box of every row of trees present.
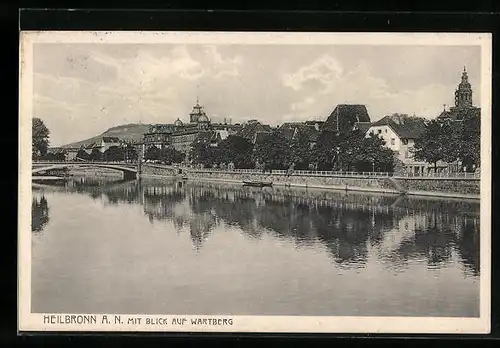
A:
[187,129,396,172]
[36,152,67,161]
[144,146,185,164]
[413,113,480,172]
[76,145,138,162]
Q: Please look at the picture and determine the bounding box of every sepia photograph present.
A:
[18,31,491,333]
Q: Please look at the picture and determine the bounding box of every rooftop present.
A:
[323,104,371,132]
[371,114,426,139]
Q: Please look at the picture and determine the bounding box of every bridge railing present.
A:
[33,160,138,165]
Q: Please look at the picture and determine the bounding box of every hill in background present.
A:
[61,123,151,148]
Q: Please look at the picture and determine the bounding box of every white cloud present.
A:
[32,44,480,146]
[283,55,343,91]
[283,56,460,121]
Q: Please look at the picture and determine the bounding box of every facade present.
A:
[142,124,175,149]
[141,99,242,159]
[171,126,201,154]
[65,147,79,161]
[366,114,447,174]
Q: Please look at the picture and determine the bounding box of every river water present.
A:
[31,176,480,317]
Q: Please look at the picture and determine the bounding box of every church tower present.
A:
[189,97,206,123]
[454,66,473,109]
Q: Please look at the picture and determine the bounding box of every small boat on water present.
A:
[242,180,273,187]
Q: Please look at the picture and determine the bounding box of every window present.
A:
[384,129,387,133]
[405,150,409,158]
[402,139,408,145]
[390,138,395,145]
[378,129,382,134]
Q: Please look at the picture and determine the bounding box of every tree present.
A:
[312,130,340,170]
[76,149,91,161]
[312,129,395,172]
[217,135,254,169]
[413,119,451,172]
[103,146,124,162]
[189,140,218,167]
[253,130,292,170]
[55,152,67,161]
[457,113,480,171]
[124,144,138,162]
[90,148,103,161]
[290,130,311,170]
[32,118,50,158]
[159,147,185,164]
[144,146,161,161]
[352,133,395,172]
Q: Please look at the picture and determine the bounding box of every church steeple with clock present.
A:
[454,66,473,109]
[438,66,480,121]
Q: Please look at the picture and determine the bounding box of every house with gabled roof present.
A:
[323,104,371,134]
[236,121,272,144]
[366,113,447,174]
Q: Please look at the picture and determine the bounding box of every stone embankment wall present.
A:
[140,164,480,199]
[141,164,180,178]
[396,178,480,196]
[69,168,123,178]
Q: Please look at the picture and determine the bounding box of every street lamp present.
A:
[336,146,341,172]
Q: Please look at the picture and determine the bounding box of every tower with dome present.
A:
[140,98,243,159]
[438,66,481,121]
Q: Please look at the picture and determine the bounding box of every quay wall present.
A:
[69,168,124,178]
[140,164,480,199]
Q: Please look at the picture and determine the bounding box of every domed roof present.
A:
[197,114,209,123]
[174,118,183,126]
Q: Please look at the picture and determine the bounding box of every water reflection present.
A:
[32,194,49,233]
[32,178,480,276]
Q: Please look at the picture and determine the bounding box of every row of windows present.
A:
[172,134,196,143]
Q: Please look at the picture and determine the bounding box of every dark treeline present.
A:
[184,130,395,172]
[413,113,480,172]
[76,145,138,162]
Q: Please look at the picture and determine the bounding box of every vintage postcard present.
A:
[18,31,491,333]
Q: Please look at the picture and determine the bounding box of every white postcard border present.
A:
[18,31,492,334]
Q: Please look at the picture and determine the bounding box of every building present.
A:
[278,122,320,149]
[366,113,447,174]
[64,147,80,161]
[142,124,175,149]
[323,104,371,134]
[437,66,481,121]
[141,99,243,159]
[236,120,272,144]
[304,120,324,131]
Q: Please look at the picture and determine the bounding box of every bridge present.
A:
[32,161,139,180]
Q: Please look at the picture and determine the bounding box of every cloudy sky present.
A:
[33,43,481,146]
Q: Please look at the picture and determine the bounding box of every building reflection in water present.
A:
[33,178,480,275]
[137,180,480,275]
